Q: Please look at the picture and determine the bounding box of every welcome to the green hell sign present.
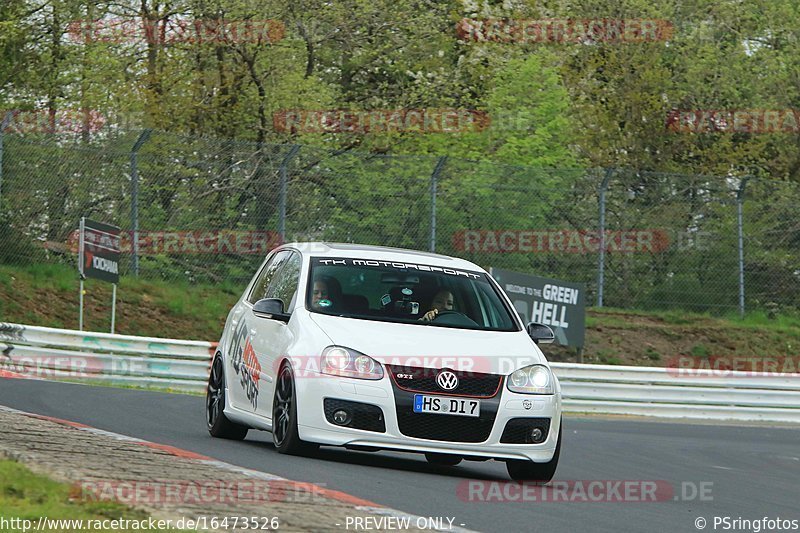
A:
[491,268,586,348]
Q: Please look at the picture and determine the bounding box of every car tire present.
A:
[425,453,462,466]
[207,355,249,440]
[272,362,318,455]
[505,420,561,482]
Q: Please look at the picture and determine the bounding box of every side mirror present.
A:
[253,298,290,323]
[526,322,554,345]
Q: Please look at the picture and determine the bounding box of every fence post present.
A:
[596,168,613,307]
[736,177,750,318]
[430,156,447,252]
[278,145,301,244]
[0,112,14,210]
[130,129,152,277]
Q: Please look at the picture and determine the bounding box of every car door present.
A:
[246,250,302,421]
[226,250,291,413]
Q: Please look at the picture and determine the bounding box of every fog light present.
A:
[530,427,544,443]
[332,409,351,425]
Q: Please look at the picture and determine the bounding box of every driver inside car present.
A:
[420,289,454,322]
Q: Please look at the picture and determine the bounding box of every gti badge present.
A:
[436,370,458,391]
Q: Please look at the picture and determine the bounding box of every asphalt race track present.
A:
[1,378,798,533]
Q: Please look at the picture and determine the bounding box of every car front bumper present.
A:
[295,370,561,462]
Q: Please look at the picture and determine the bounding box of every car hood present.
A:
[308,313,546,374]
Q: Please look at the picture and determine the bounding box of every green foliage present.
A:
[0,211,46,265]
[3,0,800,180]
[3,0,800,318]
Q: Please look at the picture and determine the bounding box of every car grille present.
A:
[395,409,497,443]
[500,417,551,444]
[387,365,503,398]
[323,398,386,433]
[388,373,502,443]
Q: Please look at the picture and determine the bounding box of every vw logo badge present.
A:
[436,370,458,391]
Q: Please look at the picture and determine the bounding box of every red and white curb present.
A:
[0,404,475,532]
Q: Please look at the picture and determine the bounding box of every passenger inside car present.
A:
[311,276,342,310]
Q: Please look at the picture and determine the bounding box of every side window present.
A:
[477,282,516,330]
[265,252,301,311]
[247,251,291,304]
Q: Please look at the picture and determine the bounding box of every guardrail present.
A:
[0,323,213,393]
[552,362,800,424]
[2,323,799,423]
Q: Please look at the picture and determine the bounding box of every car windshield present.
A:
[307,256,518,332]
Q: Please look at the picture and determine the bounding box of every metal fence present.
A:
[1,123,799,316]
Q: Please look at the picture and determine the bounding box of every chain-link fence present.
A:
[1,123,799,317]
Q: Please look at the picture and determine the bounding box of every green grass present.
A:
[591,305,800,331]
[587,306,711,327]
[593,349,624,365]
[659,310,699,325]
[690,344,710,358]
[585,313,631,329]
[0,459,189,532]
[645,346,661,361]
[20,263,77,292]
[723,309,800,333]
[122,273,240,327]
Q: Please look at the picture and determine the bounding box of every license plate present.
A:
[413,394,480,417]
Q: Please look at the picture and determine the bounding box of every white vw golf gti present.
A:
[206,243,562,481]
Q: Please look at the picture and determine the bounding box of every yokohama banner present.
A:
[79,218,121,284]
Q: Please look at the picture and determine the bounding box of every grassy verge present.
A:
[0,459,189,532]
[0,262,240,340]
[2,262,799,367]
[549,306,800,366]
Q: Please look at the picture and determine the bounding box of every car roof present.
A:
[279,242,485,272]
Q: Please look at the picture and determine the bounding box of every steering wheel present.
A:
[431,310,461,319]
[430,310,479,327]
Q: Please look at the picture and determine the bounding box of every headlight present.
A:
[507,364,554,394]
[320,346,383,380]
[323,347,350,371]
